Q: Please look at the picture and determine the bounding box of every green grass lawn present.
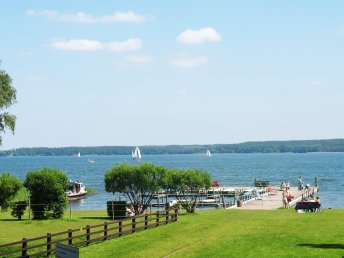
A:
[1,209,343,257]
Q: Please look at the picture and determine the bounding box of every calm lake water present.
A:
[0,153,343,209]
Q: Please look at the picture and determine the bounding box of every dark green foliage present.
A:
[24,168,68,219]
[163,169,212,213]
[0,173,22,210]
[2,139,344,156]
[105,162,167,214]
[0,68,17,146]
[11,201,27,220]
[106,201,127,219]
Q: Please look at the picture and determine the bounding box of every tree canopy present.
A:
[0,67,17,147]
[163,169,212,213]
[0,173,22,210]
[105,162,167,214]
[24,167,68,219]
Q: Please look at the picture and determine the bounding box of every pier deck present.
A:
[232,187,318,210]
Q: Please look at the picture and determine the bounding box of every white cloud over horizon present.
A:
[107,39,142,52]
[50,38,142,52]
[50,39,105,51]
[177,27,222,44]
[26,10,149,23]
[170,55,208,68]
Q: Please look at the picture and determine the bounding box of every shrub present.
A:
[107,201,127,219]
[0,173,22,210]
[11,201,27,220]
[24,168,68,219]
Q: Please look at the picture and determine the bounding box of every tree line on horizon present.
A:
[1,139,344,156]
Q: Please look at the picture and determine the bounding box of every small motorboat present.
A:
[66,180,87,199]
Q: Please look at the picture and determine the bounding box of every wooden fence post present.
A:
[156,211,160,227]
[47,233,52,257]
[165,209,169,224]
[174,208,179,222]
[86,225,90,246]
[68,229,73,245]
[103,222,108,240]
[119,221,122,237]
[132,217,136,233]
[144,214,148,229]
[22,238,28,258]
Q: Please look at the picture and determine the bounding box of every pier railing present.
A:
[0,207,179,258]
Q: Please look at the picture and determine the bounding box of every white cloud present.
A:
[171,55,208,68]
[50,39,104,51]
[125,55,153,63]
[26,10,149,24]
[107,39,142,52]
[177,27,222,44]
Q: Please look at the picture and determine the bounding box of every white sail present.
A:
[206,149,211,157]
[132,147,141,160]
[77,152,81,157]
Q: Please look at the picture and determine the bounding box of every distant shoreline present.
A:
[1,139,344,156]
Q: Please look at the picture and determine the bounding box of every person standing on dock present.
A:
[297,176,303,191]
[282,191,288,208]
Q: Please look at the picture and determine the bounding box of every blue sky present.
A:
[1,1,344,149]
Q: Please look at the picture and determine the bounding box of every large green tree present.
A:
[0,67,17,146]
[163,169,212,213]
[24,168,68,219]
[0,173,22,210]
[105,162,167,215]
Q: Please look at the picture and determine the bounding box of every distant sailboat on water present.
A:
[206,149,211,157]
[77,152,81,158]
[132,146,141,160]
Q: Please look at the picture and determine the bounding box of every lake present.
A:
[0,153,343,209]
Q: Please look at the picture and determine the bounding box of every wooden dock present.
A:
[230,186,319,210]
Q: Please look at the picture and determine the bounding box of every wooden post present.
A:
[165,203,169,224]
[144,214,148,229]
[156,211,160,227]
[86,225,90,246]
[68,229,73,245]
[112,202,115,221]
[22,238,28,258]
[69,204,72,220]
[132,217,136,233]
[119,221,122,236]
[47,233,52,257]
[174,208,178,222]
[103,222,108,240]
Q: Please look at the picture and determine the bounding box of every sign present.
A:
[55,242,79,258]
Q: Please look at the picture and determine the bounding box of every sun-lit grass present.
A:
[1,209,343,257]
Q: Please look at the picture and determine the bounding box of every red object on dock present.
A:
[212,180,220,187]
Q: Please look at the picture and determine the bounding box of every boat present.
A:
[66,180,87,199]
[77,152,80,157]
[132,146,141,160]
[206,149,211,157]
[87,159,95,163]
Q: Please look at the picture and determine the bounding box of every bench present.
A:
[295,201,320,212]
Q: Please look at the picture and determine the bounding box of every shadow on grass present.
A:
[298,243,344,249]
[0,218,28,222]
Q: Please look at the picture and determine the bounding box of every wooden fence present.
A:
[0,207,179,257]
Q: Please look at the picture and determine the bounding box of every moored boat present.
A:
[66,180,87,199]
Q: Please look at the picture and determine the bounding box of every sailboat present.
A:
[132,146,142,160]
[77,152,81,158]
[206,149,211,157]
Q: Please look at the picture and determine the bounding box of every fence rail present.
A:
[0,207,179,258]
